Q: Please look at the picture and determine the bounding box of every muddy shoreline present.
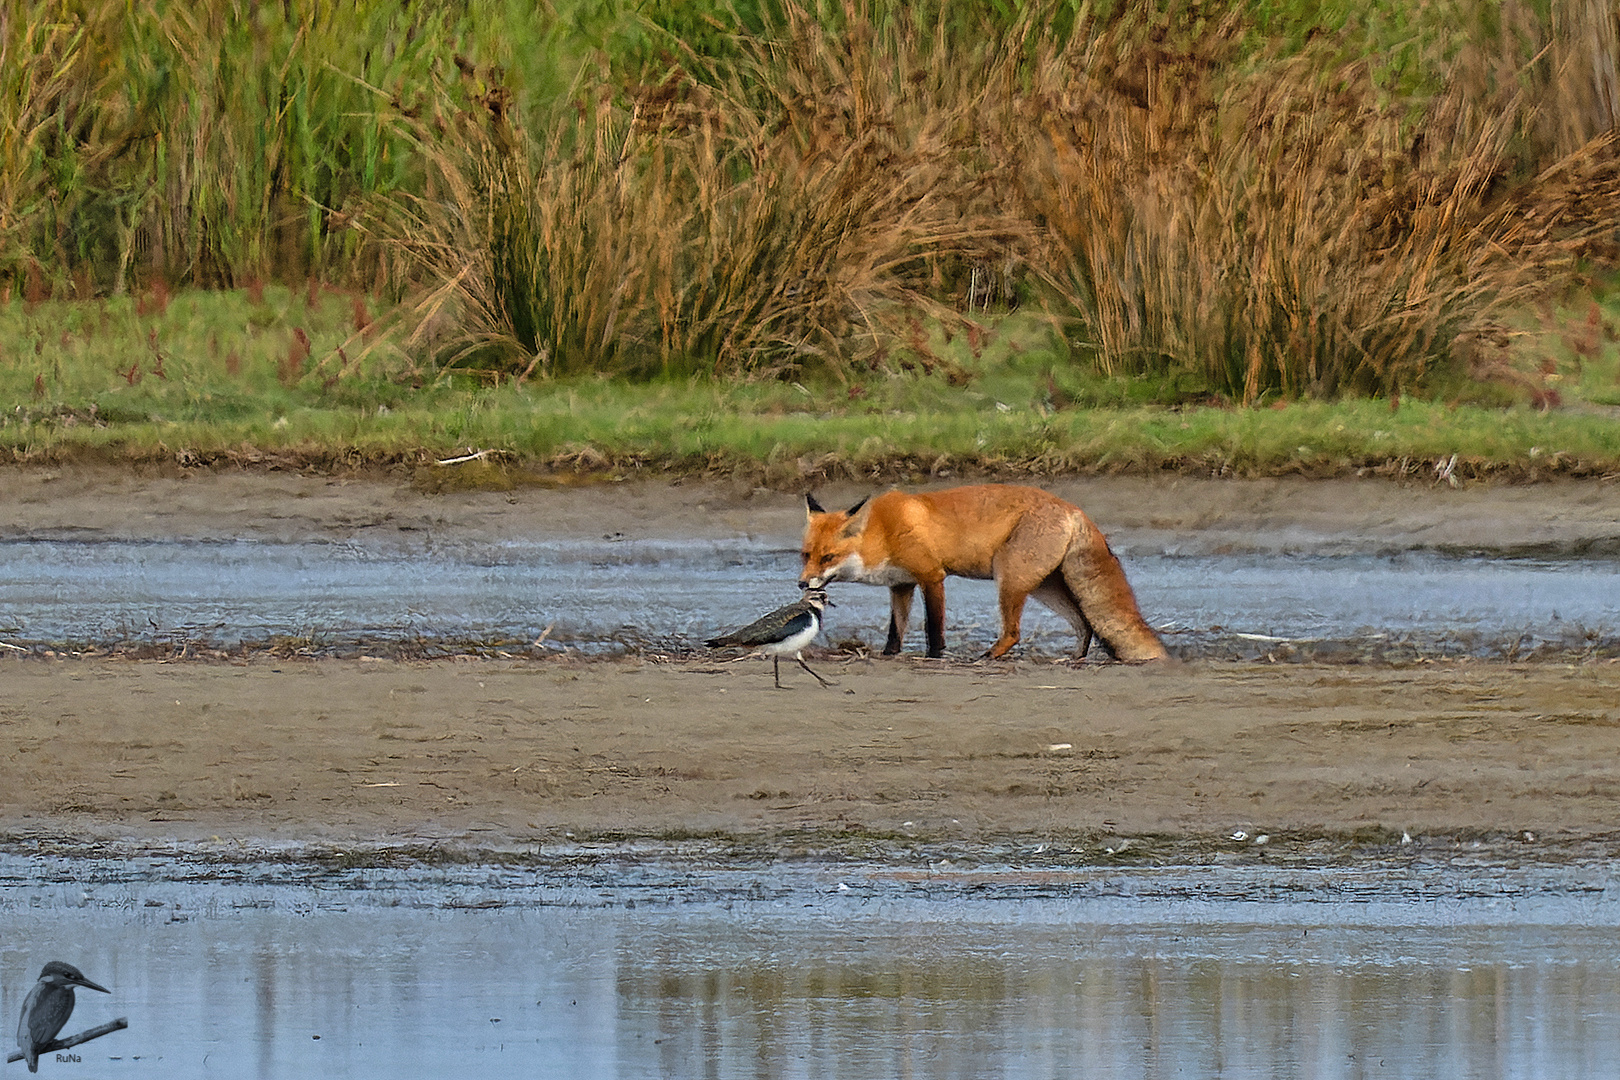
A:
[3,467,1618,863]
[3,653,1618,860]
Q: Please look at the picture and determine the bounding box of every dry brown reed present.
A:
[381,1,1620,391]
[382,5,1023,377]
[644,4,1018,376]
[989,2,1619,402]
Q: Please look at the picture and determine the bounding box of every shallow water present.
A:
[4,852,1620,1079]
[0,536,1615,660]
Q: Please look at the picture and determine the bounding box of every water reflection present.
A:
[620,923,1620,1080]
[2,854,1618,1078]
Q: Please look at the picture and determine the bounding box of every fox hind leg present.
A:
[988,584,1028,659]
[1030,573,1095,659]
[990,558,1052,660]
[988,515,1080,659]
[990,521,1079,658]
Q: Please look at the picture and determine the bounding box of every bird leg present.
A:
[796,654,836,688]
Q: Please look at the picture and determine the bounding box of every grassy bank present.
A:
[4,288,1618,481]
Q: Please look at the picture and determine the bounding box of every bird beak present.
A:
[75,976,111,994]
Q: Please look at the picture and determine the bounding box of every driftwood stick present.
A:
[5,1017,128,1063]
[434,449,491,466]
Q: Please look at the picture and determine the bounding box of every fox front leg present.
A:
[885,584,915,655]
[920,577,948,658]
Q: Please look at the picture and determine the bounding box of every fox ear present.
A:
[806,493,826,517]
[837,496,870,538]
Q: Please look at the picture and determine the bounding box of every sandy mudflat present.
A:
[2,467,1618,854]
[3,650,1618,852]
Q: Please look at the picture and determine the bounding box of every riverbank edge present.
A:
[5,442,1619,487]
[4,827,1618,876]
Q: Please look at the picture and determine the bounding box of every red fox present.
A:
[800,484,1167,661]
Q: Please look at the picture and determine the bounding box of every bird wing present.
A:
[705,600,811,648]
[21,984,73,1053]
[771,610,816,643]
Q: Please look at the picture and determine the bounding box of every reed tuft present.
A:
[993,2,1617,402]
[382,4,1022,379]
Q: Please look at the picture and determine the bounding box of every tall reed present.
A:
[0,0,612,294]
[0,8,89,293]
[386,4,1023,377]
[993,1,1615,402]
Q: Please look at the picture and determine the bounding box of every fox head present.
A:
[799,493,869,589]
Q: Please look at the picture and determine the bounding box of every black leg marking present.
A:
[925,603,946,658]
[884,584,914,656]
[922,581,947,658]
[884,614,904,655]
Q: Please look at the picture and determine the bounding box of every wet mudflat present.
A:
[1,536,1616,662]
[2,470,1618,843]
[5,848,1620,1079]
[3,468,1619,1077]
[1,469,1616,661]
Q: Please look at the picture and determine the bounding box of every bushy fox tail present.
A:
[1060,515,1168,662]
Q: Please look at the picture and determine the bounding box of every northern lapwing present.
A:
[705,587,835,688]
[15,962,110,1073]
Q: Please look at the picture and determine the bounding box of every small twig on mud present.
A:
[436,449,492,466]
[6,1018,129,1063]
[0,641,27,652]
[533,622,555,647]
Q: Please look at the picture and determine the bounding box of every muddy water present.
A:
[0,536,1615,660]
[3,851,1619,1079]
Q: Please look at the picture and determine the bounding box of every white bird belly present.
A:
[759,621,819,657]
